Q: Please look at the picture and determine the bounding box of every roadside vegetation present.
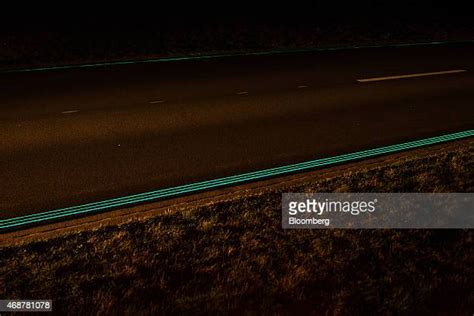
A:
[2,17,474,71]
[1,141,473,314]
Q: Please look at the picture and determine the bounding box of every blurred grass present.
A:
[0,143,473,315]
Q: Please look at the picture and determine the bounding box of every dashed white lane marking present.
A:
[61,110,79,114]
[297,85,308,88]
[237,91,249,95]
[149,100,164,104]
[357,69,467,83]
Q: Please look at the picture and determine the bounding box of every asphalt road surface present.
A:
[1,43,473,222]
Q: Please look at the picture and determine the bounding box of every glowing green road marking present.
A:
[2,39,474,74]
[1,130,473,227]
[2,131,470,226]
[1,130,473,229]
[1,130,472,230]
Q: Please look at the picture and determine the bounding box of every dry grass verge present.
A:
[1,141,473,315]
[2,20,474,72]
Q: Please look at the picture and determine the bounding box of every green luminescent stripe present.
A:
[2,130,471,226]
[0,131,470,227]
[2,39,474,74]
[1,130,472,230]
[1,145,406,224]
[1,130,472,229]
[1,130,472,227]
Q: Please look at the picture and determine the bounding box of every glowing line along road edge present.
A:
[2,39,474,74]
[1,129,473,230]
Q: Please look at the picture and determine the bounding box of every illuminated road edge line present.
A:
[2,39,474,74]
[1,130,473,230]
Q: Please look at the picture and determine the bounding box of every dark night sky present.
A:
[1,1,472,31]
